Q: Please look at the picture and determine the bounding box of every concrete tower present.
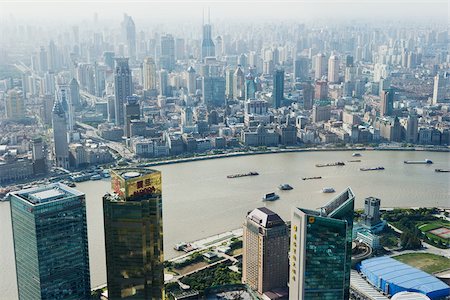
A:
[233,66,245,100]
[52,100,69,169]
[315,53,327,79]
[143,57,157,91]
[187,66,196,95]
[328,55,339,83]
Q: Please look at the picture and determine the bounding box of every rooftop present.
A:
[11,183,83,205]
[247,207,285,228]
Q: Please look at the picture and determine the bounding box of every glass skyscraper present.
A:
[289,187,355,300]
[10,183,90,300]
[103,168,164,299]
[273,69,284,108]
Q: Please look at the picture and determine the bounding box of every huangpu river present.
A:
[1,150,449,298]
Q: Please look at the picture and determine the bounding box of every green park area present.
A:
[393,253,450,274]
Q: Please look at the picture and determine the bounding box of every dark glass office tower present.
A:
[103,168,164,299]
[273,69,285,108]
[10,183,90,300]
[289,187,355,300]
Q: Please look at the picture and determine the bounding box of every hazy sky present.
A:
[0,0,448,24]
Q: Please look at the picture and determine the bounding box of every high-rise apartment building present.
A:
[242,207,289,295]
[273,69,285,108]
[143,57,157,91]
[5,89,25,120]
[114,58,133,125]
[103,168,164,300]
[290,187,355,300]
[10,183,90,300]
[327,55,339,83]
[315,53,327,80]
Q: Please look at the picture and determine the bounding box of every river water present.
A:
[1,150,449,299]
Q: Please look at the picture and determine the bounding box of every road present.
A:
[76,121,135,160]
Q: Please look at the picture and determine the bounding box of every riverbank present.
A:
[136,145,450,168]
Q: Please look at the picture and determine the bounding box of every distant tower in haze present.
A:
[294,57,309,82]
[315,53,327,79]
[56,84,74,134]
[114,58,133,125]
[242,207,289,295]
[245,73,256,100]
[159,69,169,96]
[122,14,136,60]
[273,68,285,108]
[201,9,215,60]
[5,89,25,120]
[380,88,394,116]
[160,34,175,71]
[69,78,80,109]
[52,99,69,169]
[39,46,48,73]
[328,55,339,83]
[187,66,197,95]
[432,73,447,105]
[406,113,419,143]
[123,96,140,140]
[233,66,245,100]
[143,57,157,91]
[32,137,47,174]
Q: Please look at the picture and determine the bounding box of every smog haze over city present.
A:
[0,0,449,300]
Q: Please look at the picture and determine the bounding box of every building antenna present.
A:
[208,7,211,24]
[202,8,205,26]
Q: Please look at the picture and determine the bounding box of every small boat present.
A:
[435,169,450,173]
[404,159,433,164]
[302,176,322,180]
[316,162,345,167]
[278,184,293,190]
[174,242,187,251]
[360,167,385,171]
[227,171,259,179]
[90,174,102,181]
[352,153,362,157]
[66,182,76,187]
[348,160,361,162]
[262,192,280,201]
[322,187,335,193]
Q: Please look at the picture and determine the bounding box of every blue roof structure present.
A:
[357,257,450,300]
